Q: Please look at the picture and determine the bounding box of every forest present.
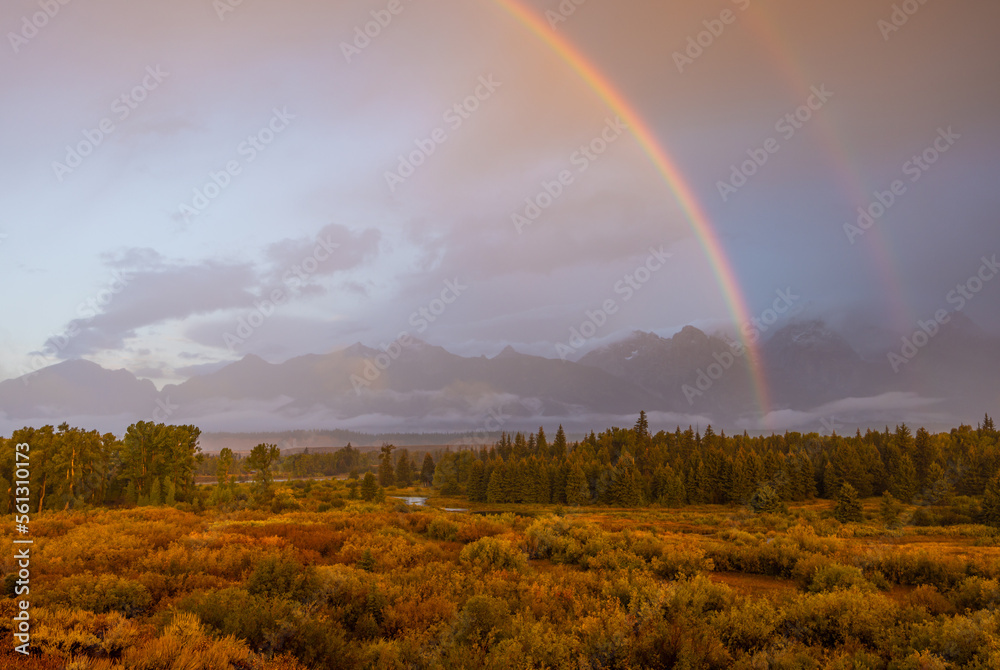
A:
[1,413,999,668]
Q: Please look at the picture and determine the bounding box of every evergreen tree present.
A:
[467,460,487,502]
[749,484,782,514]
[913,427,935,488]
[920,462,953,506]
[565,462,589,506]
[395,449,413,488]
[378,443,395,487]
[536,427,548,459]
[981,473,1000,527]
[834,482,864,523]
[634,411,650,442]
[889,453,918,502]
[552,425,567,460]
[360,472,379,502]
[420,453,435,486]
[879,491,903,529]
[610,452,642,507]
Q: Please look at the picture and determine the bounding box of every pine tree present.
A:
[889,453,918,503]
[565,462,589,506]
[981,474,1000,527]
[360,472,379,502]
[467,460,487,502]
[536,427,548,459]
[879,491,903,529]
[420,454,435,486]
[610,452,642,507]
[552,425,567,460]
[634,411,649,442]
[378,444,395,487]
[749,484,782,514]
[834,482,864,523]
[395,449,413,488]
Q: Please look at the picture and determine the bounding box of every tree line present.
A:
[429,412,1000,516]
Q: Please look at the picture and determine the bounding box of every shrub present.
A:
[246,555,319,603]
[427,518,459,542]
[459,537,527,572]
[452,595,511,644]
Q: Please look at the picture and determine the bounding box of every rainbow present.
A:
[741,9,913,336]
[492,0,772,417]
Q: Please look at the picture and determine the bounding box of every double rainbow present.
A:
[493,0,772,418]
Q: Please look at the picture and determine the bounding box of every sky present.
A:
[1,0,998,400]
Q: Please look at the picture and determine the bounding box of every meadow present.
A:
[2,481,999,669]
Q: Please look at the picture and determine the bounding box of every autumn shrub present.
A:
[663,575,734,618]
[459,537,527,572]
[650,544,714,579]
[914,610,999,667]
[427,517,459,542]
[804,562,875,594]
[42,574,152,618]
[451,595,511,645]
[114,611,252,670]
[712,597,780,652]
[246,554,319,603]
[180,587,293,652]
[779,588,897,649]
[904,585,955,616]
[950,576,1000,612]
[455,516,505,543]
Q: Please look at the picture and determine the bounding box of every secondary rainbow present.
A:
[492,0,772,417]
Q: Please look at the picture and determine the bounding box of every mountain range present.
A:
[1,317,997,437]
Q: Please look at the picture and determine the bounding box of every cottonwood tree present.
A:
[246,443,280,504]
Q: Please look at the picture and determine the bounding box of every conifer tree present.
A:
[360,472,379,501]
[889,453,918,502]
[395,449,413,488]
[420,453,435,486]
[566,462,589,506]
[536,427,548,459]
[981,473,1000,527]
[378,444,395,487]
[552,425,567,460]
[610,452,642,507]
[834,482,864,523]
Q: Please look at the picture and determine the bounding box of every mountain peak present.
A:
[494,345,520,359]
